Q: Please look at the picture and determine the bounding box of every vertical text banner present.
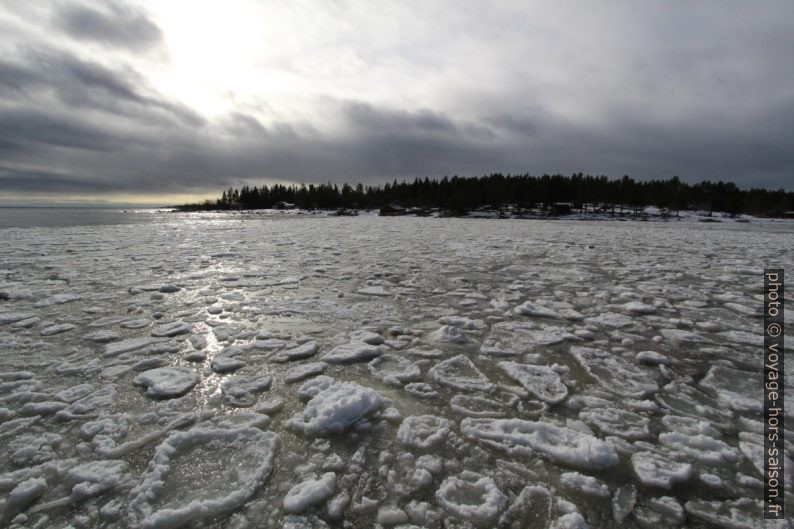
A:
[764,268,784,519]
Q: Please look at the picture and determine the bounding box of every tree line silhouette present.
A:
[177,173,794,216]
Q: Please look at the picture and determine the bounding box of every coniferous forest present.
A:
[176,173,794,217]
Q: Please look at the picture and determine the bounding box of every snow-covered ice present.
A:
[0,211,788,528]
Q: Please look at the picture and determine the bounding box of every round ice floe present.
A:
[211,356,246,373]
[560,471,610,497]
[450,394,505,417]
[656,381,734,429]
[658,432,740,465]
[698,364,762,413]
[40,323,76,336]
[397,415,452,449]
[579,407,650,440]
[631,496,684,528]
[321,343,381,364]
[67,459,129,501]
[283,472,337,514]
[133,367,199,398]
[285,362,327,383]
[428,354,494,392]
[403,382,439,398]
[368,355,421,385]
[498,361,568,404]
[622,301,656,314]
[436,472,507,527]
[585,312,634,328]
[514,301,560,318]
[569,346,657,398]
[221,375,273,407]
[282,341,319,360]
[428,325,473,345]
[284,515,330,529]
[8,432,62,465]
[630,451,692,489]
[659,328,705,343]
[660,415,721,438]
[151,321,191,338]
[350,329,385,345]
[128,426,278,529]
[288,382,382,435]
[461,418,618,470]
[297,375,336,399]
[684,498,761,529]
[635,351,669,365]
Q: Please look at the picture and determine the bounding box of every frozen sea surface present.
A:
[0,212,792,528]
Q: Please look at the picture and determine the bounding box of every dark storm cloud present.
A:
[344,102,458,134]
[0,49,203,127]
[0,1,793,201]
[53,1,162,51]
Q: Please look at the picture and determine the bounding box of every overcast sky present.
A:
[1,1,792,204]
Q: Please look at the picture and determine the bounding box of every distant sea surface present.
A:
[0,207,170,229]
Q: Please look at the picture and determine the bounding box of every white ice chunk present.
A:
[436,472,507,527]
[128,426,278,529]
[285,362,327,383]
[630,451,692,489]
[569,346,657,398]
[133,367,199,398]
[429,354,494,392]
[498,361,568,404]
[288,382,382,435]
[283,472,337,514]
[221,375,272,407]
[560,471,610,497]
[397,415,452,449]
[321,343,381,364]
[461,418,618,470]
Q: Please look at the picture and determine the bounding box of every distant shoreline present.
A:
[170,205,791,224]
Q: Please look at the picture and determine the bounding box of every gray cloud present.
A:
[53,1,162,51]
[0,1,792,202]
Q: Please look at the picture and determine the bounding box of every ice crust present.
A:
[0,213,786,528]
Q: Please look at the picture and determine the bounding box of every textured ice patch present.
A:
[560,471,610,497]
[450,394,506,418]
[658,432,740,465]
[40,323,76,336]
[684,498,761,529]
[151,321,192,337]
[133,367,199,398]
[579,407,650,440]
[429,354,494,392]
[283,472,337,514]
[635,351,669,365]
[698,364,762,413]
[368,355,421,385]
[287,382,382,435]
[461,418,618,470]
[397,415,452,449]
[514,302,560,318]
[321,342,381,364]
[221,375,273,407]
[211,356,246,373]
[569,346,657,398]
[585,312,634,328]
[281,341,319,360]
[436,472,507,527]
[498,361,568,404]
[285,362,327,383]
[428,324,474,345]
[128,426,278,529]
[630,451,692,489]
